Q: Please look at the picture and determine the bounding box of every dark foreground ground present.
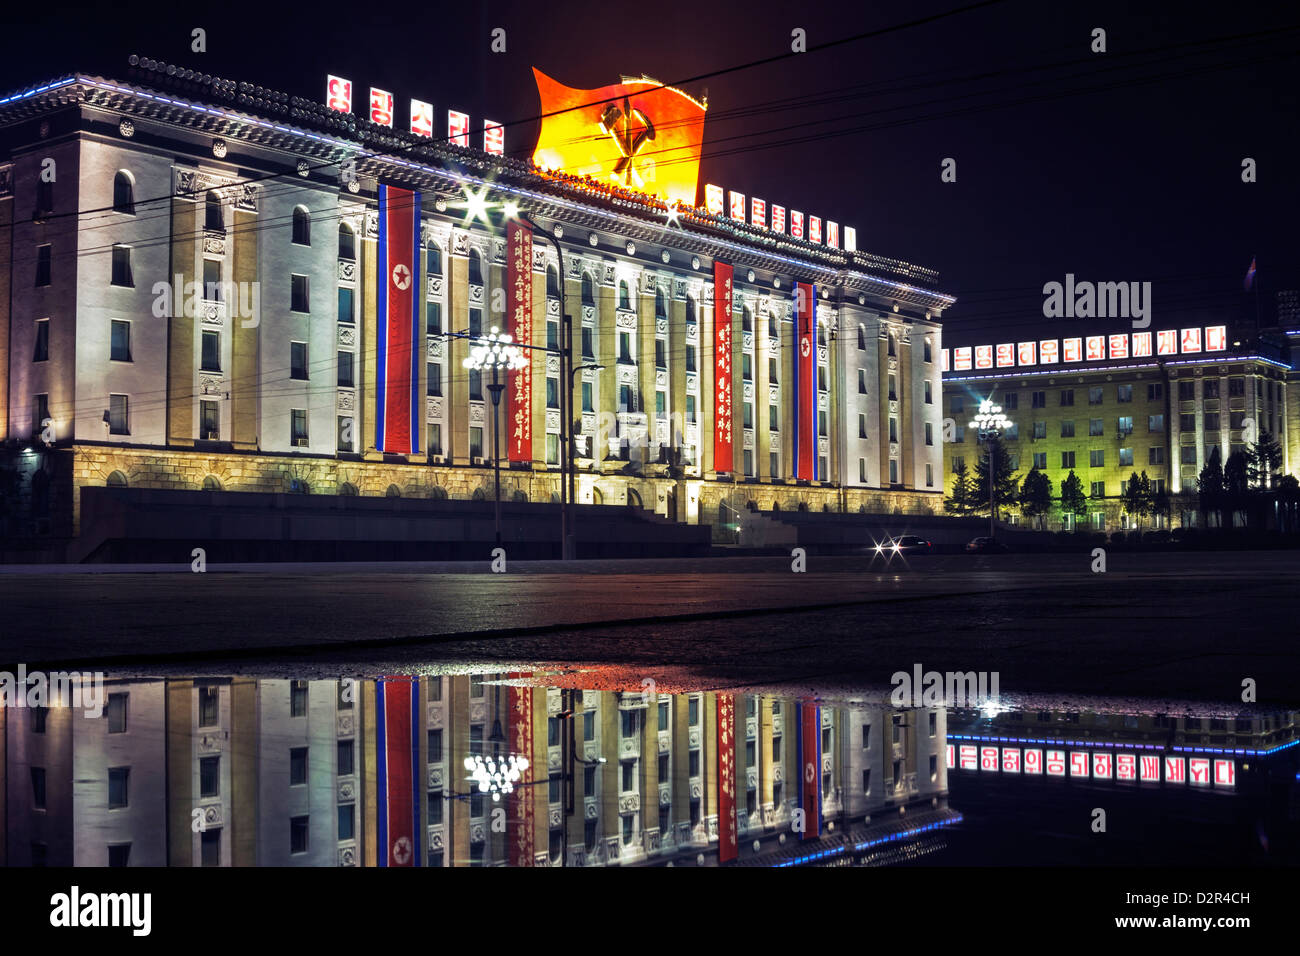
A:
[2,550,1294,705]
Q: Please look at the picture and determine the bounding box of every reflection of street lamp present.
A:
[463,753,530,802]
[969,398,1012,539]
[463,327,527,546]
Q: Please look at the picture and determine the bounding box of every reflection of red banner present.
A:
[508,676,534,867]
[531,68,707,207]
[377,678,420,866]
[793,282,817,480]
[376,184,421,455]
[507,221,534,462]
[716,694,738,863]
[797,700,821,841]
[713,263,734,472]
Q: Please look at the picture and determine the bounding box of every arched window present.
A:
[385,484,401,498]
[288,477,310,494]
[546,267,559,298]
[426,242,442,276]
[655,289,666,319]
[205,191,224,231]
[512,490,528,503]
[592,488,604,505]
[746,500,757,512]
[112,171,135,215]
[468,249,483,285]
[618,281,630,310]
[581,273,594,305]
[106,470,128,488]
[202,475,222,491]
[292,206,311,245]
[429,485,448,500]
[472,488,486,501]
[338,222,356,262]
[771,501,781,512]
[797,502,809,512]
[338,482,359,496]
[627,488,642,508]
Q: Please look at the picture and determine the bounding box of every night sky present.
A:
[4,0,1296,346]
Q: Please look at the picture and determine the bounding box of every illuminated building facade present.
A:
[942,330,1292,531]
[0,66,953,545]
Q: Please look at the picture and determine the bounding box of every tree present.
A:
[1120,470,1152,530]
[972,434,1020,520]
[1019,468,1054,529]
[949,461,977,516]
[1059,470,1088,530]
[1151,484,1172,528]
[1223,450,1251,529]
[1197,446,1224,528]
[1276,473,1300,533]
[1247,430,1283,490]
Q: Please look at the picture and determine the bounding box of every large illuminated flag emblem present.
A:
[531,68,707,207]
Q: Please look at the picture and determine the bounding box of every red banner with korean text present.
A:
[508,675,535,867]
[507,221,534,462]
[797,699,821,841]
[716,694,738,863]
[713,262,734,472]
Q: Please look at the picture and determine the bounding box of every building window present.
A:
[32,393,50,438]
[426,362,440,396]
[111,245,133,287]
[888,374,897,400]
[1178,381,1195,400]
[290,816,309,855]
[469,369,482,400]
[108,394,130,435]
[1117,384,1133,403]
[339,288,355,325]
[583,327,595,360]
[35,244,51,287]
[547,377,559,409]
[619,332,632,362]
[1119,447,1134,467]
[203,259,222,300]
[292,206,311,245]
[1118,416,1134,436]
[857,326,867,350]
[201,330,221,372]
[1060,420,1075,438]
[200,756,220,798]
[291,342,309,380]
[1089,449,1105,467]
[338,351,354,388]
[1179,413,1196,432]
[926,463,934,486]
[291,409,309,445]
[1204,412,1220,432]
[290,747,308,785]
[888,417,897,443]
[582,381,593,413]
[1147,383,1164,401]
[291,275,309,313]
[108,767,129,809]
[924,338,933,362]
[1031,391,1045,409]
[547,319,559,350]
[924,380,932,404]
[1033,452,1046,469]
[1203,380,1220,399]
[113,171,135,215]
[338,804,355,842]
[1089,418,1104,437]
[199,687,219,726]
[1032,421,1046,440]
[1061,450,1075,468]
[426,243,442,276]
[618,281,630,310]
[338,223,356,261]
[426,423,441,456]
[1148,446,1165,465]
[686,393,696,422]
[771,451,780,478]
[925,422,933,446]
[33,318,49,362]
[889,458,899,484]
[106,693,128,733]
[469,250,483,286]
[1060,389,1074,406]
[290,680,308,716]
[205,191,224,231]
[581,274,594,304]
[1181,445,1197,465]
[546,433,560,465]
[31,767,46,809]
[470,426,484,458]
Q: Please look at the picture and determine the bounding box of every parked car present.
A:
[874,535,933,555]
[965,536,1009,554]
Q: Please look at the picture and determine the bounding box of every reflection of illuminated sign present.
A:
[944,326,1233,375]
[531,68,707,207]
[950,743,1235,788]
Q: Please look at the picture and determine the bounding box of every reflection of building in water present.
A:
[946,707,1300,787]
[2,675,954,866]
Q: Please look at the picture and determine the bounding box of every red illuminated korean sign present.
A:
[951,743,1236,788]
[945,326,1232,374]
[729,191,746,222]
[484,121,505,156]
[507,220,534,463]
[713,263,734,471]
[704,184,724,217]
[771,205,786,234]
[751,198,767,229]
[327,75,352,113]
[370,87,394,127]
[410,99,433,137]
[448,110,470,147]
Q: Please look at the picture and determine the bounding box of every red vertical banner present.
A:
[508,677,535,867]
[376,184,421,455]
[507,220,534,462]
[793,282,817,480]
[797,700,822,841]
[377,678,420,866]
[713,262,734,472]
[716,694,738,863]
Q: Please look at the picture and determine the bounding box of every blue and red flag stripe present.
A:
[376,677,421,866]
[375,184,422,455]
[792,282,818,480]
[796,699,822,841]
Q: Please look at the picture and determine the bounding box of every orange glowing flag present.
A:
[531,68,708,207]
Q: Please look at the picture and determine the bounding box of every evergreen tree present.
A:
[949,461,976,516]
[1121,470,1153,530]
[1247,430,1283,490]
[972,435,1020,518]
[1059,470,1089,530]
[1223,450,1251,529]
[1019,468,1054,529]
[1197,446,1224,528]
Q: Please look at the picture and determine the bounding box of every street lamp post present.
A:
[463,327,527,547]
[969,398,1012,539]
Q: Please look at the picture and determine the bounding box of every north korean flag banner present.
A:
[713,262,734,472]
[796,700,822,841]
[716,694,739,863]
[792,282,818,480]
[508,676,535,866]
[376,184,422,455]
[508,220,534,463]
[376,677,421,867]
